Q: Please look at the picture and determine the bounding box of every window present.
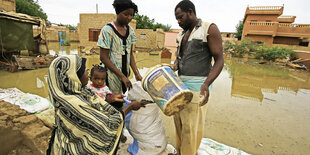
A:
[89,29,101,42]
[140,34,146,40]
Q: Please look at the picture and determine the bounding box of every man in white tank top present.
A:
[173,0,224,154]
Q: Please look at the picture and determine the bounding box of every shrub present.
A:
[254,46,295,61]
[63,39,71,46]
[224,40,296,61]
[224,40,258,57]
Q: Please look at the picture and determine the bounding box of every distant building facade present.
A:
[78,14,122,48]
[163,31,179,61]
[242,6,310,46]
[0,0,15,12]
[78,13,165,50]
[135,28,165,50]
[34,26,79,42]
[221,32,237,41]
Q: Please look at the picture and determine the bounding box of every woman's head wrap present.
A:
[112,0,138,14]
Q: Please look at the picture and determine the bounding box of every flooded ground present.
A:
[1,42,310,154]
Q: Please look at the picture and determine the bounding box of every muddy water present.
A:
[1,43,310,154]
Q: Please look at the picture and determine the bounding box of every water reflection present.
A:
[225,58,310,102]
[0,68,49,97]
[202,58,310,154]
[47,42,79,56]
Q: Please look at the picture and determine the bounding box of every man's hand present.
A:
[111,94,125,103]
[121,76,132,90]
[135,73,143,81]
[170,61,178,71]
[130,100,146,111]
[199,83,210,106]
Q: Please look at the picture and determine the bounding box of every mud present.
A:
[0,101,51,155]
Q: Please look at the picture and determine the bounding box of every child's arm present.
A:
[106,94,125,103]
[105,94,113,103]
[130,45,142,81]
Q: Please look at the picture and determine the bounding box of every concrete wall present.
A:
[135,28,165,50]
[78,13,136,48]
[0,0,15,12]
[273,36,300,45]
[245,34,273,44]
[245,15,279,23]
[33,26,79,42]
[164,32,178,47]
[156,29,165,49]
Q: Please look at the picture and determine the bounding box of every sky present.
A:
[37,0,310,32]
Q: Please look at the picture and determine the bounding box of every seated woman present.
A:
[47,55,144,155]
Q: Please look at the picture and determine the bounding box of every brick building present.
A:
[221,32,237,41]
[33,26,79,42]
[78,13,165,50]
[0,0,15,12]
[78,13,136,48]
[242,6,310,46]
[135,28,165,50]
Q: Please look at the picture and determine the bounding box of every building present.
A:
[242,6,310,46]
[78,13,137,48]
[78,13,165,51]
[33,26,79,42]
[163,31,179,60]
[0,10,51,72]
[0,0,15,12]
[221,32,237,41]
[135,28,165,51]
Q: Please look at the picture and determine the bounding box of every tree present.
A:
[235,20,243,40]
[153,23,171,32]
[134,14,154,29]
[16,0,48,21]
[59,24,77,31]
[134,14,171,31]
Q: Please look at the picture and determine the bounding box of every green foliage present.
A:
[58,24,77,31]
[152,23,171,32]
[134,14,154,29]
[224,39,258,57]
[134,14,171,31]
[63,39,71,46]
[254,46,296,61]
[235,20,243,40]
[224,40,296,61]
[16,0,48,21]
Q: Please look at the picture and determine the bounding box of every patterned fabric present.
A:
[97,23,136,94]
[87,82,113,101]
[47,55,123,155]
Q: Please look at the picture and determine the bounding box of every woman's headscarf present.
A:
[48,55,123,154]
[113,0,138,14]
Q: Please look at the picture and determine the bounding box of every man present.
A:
[173,0,224,154]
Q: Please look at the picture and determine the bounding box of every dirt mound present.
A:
[0,101,51,155]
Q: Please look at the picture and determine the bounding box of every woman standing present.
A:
[98,0,142,95]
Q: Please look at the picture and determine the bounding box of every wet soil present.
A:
[0,101,51,155]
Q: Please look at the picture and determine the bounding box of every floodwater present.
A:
[1,42,310,154]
